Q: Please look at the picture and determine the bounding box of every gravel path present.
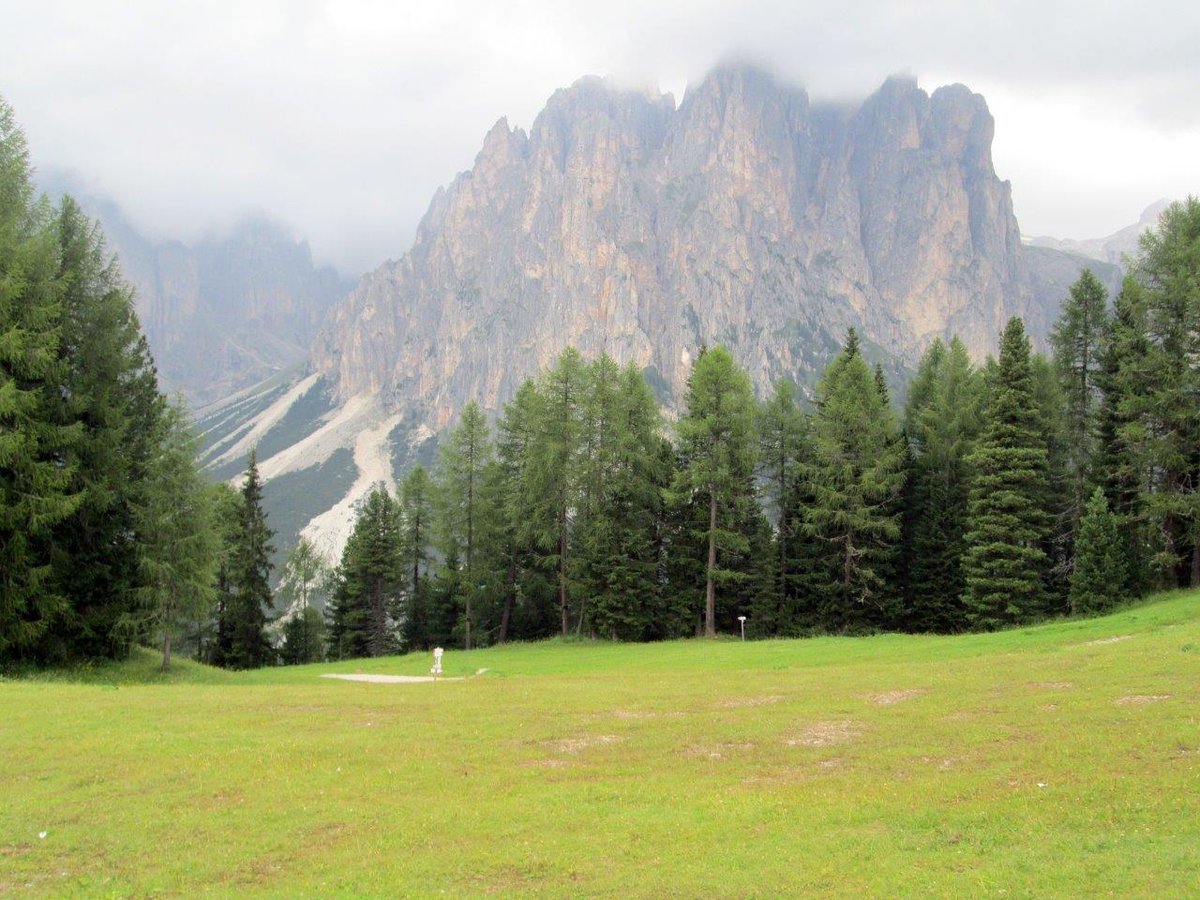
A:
[320,673,461,684]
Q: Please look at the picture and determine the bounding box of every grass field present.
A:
[3,593,1199,897]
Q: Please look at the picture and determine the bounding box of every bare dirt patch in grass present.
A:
[1115,694,1171,705]
[1087,635,1132,646]
[719,694,784,709]
[686,741,757,760]
[866,689,924,706]
[1028,681,1073,690]
[548,735,624,754]
[786,720,863,748]
[523,758,570,769]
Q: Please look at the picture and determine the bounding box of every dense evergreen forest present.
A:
[3,96,1199,670]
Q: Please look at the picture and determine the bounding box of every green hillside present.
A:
[2,591,1198,896]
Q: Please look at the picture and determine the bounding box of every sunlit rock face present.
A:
[314,64,1096,419]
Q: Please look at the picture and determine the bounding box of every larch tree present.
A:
[672,345,758,637]
[435,401,493,648]
[399,465,434,650]
[135,401,219,671]
[526,349,586,636]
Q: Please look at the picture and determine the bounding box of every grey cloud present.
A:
[2,0,1196,273]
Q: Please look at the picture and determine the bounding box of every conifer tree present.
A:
[398,465,434,649]
[1031,352,1073,613]
[962,318,1051,628]
[902,338,984,631]
[672,345,758,637]
[0,98,82,662]
[804,330,905,632]
[135,402,219,671]
[331,485,403,658]
[223,451,275,668]
[756,380,808,635]
[1130,198,1200,586]
[492,379,555,642]
[49,197,164,659]
[525,348,586,636]
[1050,269,1108,533]
[1095,276,1151,595]
[1069,488,1127,615]
[435,401,493,648]
[275,537,331,664]
[581,362,666,640]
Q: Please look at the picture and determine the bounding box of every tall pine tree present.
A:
[804,330,905,632]
[672,346,758,637]
[962,318,1051,628]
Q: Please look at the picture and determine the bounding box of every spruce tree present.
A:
[804,330,905,632]
[334,485,404,658]
[1069,488,1128,615]
[223,451,275,668]
[902,338,984,632]
[1050,269,1108,535]
[1095,276,1151,595]
[581,362,666,640]
[1130,198,1200,586]
[49,197,164,659]
[0,97,82,662]
[672,345,758,637]
[962,318,1051,628]
[756,380,808,635]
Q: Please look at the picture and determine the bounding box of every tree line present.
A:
[0,99,278,671]
[326,197,1199,656]
[4,88,1198,669]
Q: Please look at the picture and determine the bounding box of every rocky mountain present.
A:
[312,65,1107,429]
[1028,200,1171,266]
[38,173,354,408]
[202,64,1123,561]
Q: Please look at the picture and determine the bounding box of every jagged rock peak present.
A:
[313,64,1090,429]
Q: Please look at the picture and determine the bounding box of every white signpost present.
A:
[738,616,747,641]
[431,646,444,676]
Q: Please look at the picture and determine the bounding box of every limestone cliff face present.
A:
[39,176,353,408]
[314,66,1054,421]
[119,218,351,407]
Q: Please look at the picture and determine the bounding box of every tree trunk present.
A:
[559,532,569,636]
[1192,541,1200,588]
[161,628,172,672]
[705,491,717,637]
[498,555,516,644]
[465,594,472,651]
[466,463,474,651]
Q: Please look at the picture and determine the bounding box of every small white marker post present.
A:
[431,646,444,676]
[738,616,747,641]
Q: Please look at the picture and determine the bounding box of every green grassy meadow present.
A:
[3,593,1199,897]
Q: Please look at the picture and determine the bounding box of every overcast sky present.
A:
[3,0,1197,274]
